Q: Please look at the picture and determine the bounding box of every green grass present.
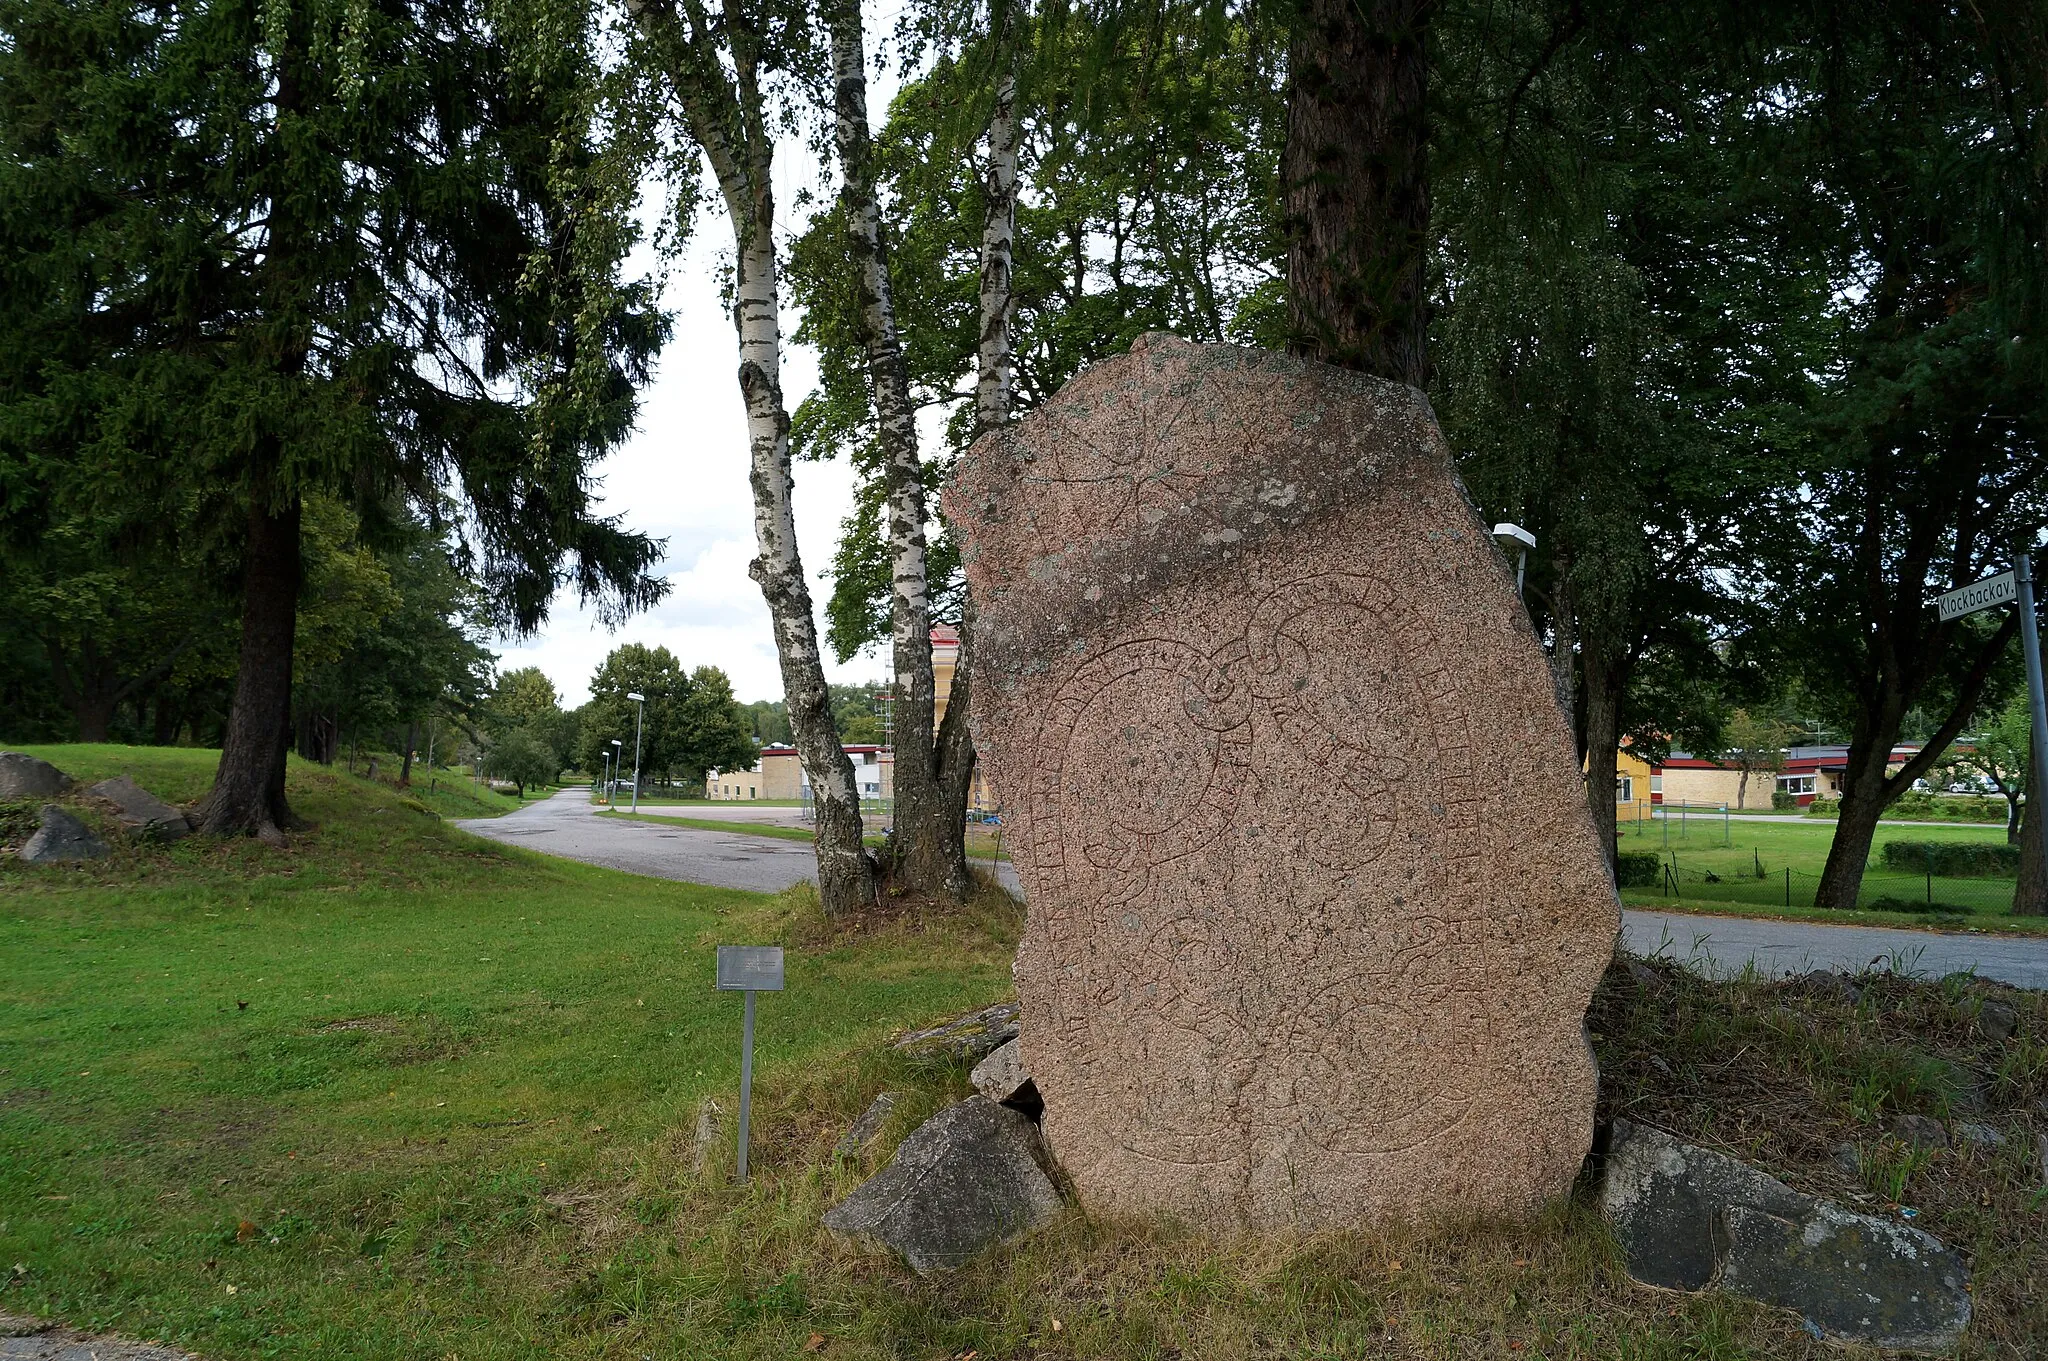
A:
[3,745,2041,1359]
[0,745,1014,1359]
[1614,811,2045,932]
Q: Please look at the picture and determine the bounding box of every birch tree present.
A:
[628,0,877,915]
[822,0,948,895]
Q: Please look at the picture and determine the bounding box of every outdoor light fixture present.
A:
[1493,522,1536,597]
[625,693,647,811]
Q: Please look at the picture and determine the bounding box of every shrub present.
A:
[1615,851,1663,888]
[1808,797,1841,817]
[1879,840,2020,878]
[1771,791,1797,812]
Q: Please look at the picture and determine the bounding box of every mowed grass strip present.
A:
[2,746,2042,1359]
[0,746,1012,1358]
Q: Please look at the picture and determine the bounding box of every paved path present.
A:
[462,789,2045,989]
[458,787,1024,896]
[1620,908,2048,990]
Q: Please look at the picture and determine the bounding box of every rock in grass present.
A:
[822,1097,1061,1274]
[1603,1121,1970,1352]
[0,1310,197,1358]
[18,806,107,863]
[1953,1120,2004,1150]
[86,775,190,841]
[891,1002,1019,1064]
[970,1037,1040,1116]
[836,1091,900,1156]
[1973,999,2017,1044]
[0,753,71,800]
[1891,1114,1948,1151]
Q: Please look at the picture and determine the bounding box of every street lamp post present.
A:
[610,738,623,804]
[626,693,646,812]
[1493,522,1536,598]
[601,749,614,804]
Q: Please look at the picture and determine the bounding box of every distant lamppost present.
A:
[1493,522,1536,597]
[626,693,646,811]
[610,738,623,804]
[600,747,613,803]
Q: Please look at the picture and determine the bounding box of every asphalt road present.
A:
[461,788,2047,989]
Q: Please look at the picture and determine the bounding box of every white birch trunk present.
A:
[827,0,951,894]
[631,0,875,915]
[937,3,1024,862]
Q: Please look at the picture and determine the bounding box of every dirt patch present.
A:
[314,1015,403,1036]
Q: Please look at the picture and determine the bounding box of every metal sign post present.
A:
[1937,557,2048,876]
[2013,555,2048,875]
[715,945,785,1180]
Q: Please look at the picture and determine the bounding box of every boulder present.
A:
[18,806,108,864]
[0,753,70,800]
[822,1096,1062,1274]
[891,1002,1020,1064]
[1602,1121,1970,1352]
[1793,969,1862,1006]
[970,1038,1042,1116]
[86,776,190,841]
[835,1091,900,1157]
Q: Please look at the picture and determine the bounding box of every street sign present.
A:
[1936,570,2017,621]
[716,944,785,992]
[715,944,785,1181]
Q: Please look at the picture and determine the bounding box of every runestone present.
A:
[941,335,1618,1229]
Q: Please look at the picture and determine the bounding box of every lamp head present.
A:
[1492,522,1536,553]
[626,691,645,702]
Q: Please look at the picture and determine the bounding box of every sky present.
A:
[494,68,905,709]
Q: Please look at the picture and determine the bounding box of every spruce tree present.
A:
[0,0,666,839]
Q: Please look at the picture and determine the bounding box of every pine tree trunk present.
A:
[196,487,302,841]
[1815,732,1896,910]
[2015,787,2043,915]
[828,1,947,896]
[1580,636,1623,870]
[1281,0,1431,383]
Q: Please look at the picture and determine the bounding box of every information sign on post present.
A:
[715,945,784,1181]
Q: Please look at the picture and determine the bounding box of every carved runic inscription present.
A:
[943,335,1618,1229]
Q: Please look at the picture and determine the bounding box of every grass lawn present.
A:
[1614,810,2044,933]
[2,745,2042,1358]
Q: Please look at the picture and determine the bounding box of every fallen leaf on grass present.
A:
[236,1220,257,1242]
[802,1334,826,1353]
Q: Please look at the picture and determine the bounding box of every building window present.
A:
[749,786,756,799]
[1616,776,1634,804]
[1777,774,1816,796]
[1649,774,1663,794]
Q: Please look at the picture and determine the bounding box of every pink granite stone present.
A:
[940,334,1618,1229]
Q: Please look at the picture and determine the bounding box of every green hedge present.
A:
[1879,840,2020,878]
[1616,851,1663,888]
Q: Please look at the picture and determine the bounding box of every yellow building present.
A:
[932,623,998,813]
[708,744,891,801]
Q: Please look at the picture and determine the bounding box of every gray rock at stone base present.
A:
[1973,999,2018,1044]
[890,1002,1019,1064]
[1831,1142,1863,1178]
[18,806,108,864]
[1718,1200,1971,1353]
[969,1037,1040,1114]
[1602,1120,1809,1292]
[1891,1114,1948,1151]
[836,1091,900,1157]
[1953,1120,2005,1151]
[822,1096,1062,1274]
[1601,1121,1970,1353]
[0,1314,196,1360]
[86,776,190,841]
[0,753,70,800]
